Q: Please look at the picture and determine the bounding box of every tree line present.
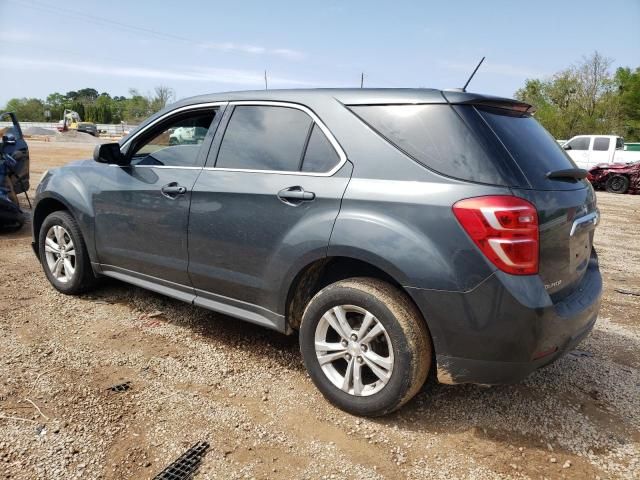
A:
[515,51,640,141]
[1,86,175,124]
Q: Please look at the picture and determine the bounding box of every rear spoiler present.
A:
[442,91,536,114]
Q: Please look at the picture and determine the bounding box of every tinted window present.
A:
[130,110,216,167]
[593,137,610,151]
[217,106,312,171]
[616,137,624,149]
[478,107,579,189]
[302,124,340,173]
[350,104,517,185]
[565,137,590,150]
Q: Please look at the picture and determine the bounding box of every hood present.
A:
[66,158,94,167]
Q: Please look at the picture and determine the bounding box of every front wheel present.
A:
[605,174,629,194]
[38,210,97,295]
[300,278,432,416]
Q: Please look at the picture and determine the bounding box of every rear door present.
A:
[477,107,597,299]
[590,137,612,166]
[188,102,352,318]
[94,104,224,292]
[0,112,30,193]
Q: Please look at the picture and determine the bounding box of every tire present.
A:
[38,210,97,295]
[605,175,629,194]
[300,277,432,416]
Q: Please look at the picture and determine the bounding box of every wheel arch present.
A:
[33,191,97,265]
[285,256,424,332]
[32,195,72,258]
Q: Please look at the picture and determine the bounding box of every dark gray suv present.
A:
[32,89,602,416]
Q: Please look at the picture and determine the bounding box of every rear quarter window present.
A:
[349,104,520,186]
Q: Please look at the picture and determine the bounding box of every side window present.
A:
[593,137,610,151]
[616,137,624,150]
[301,124,340,173]
[216,105,312,171]
[130,109,216,167]
[566,137,590,151]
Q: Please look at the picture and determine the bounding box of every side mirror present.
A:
[2,134,16,146]
[93,142,127,165]
[563,144,572,150]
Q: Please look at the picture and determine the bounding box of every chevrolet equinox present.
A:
[33,89,602,416]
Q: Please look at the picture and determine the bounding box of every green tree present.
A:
[125,89,151,122]
[76,88,99,103]
[3,98,46,121]
[515,51,632,140]
[615,67,640,141]
[45,92,68,121]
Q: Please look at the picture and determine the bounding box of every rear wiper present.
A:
[546,168,588,180]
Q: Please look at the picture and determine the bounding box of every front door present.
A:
[565,136,591,169]
[188,104,351,323]
[94,105,223,290]
[0,112,30,194]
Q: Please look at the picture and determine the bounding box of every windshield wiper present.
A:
[546,168,588,180]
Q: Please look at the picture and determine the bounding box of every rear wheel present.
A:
[605,175,629,194]
[38,211,97,294]
[300,277,432,416]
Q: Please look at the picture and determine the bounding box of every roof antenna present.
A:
[360,72,364,88]
[462,56,485,92]
[264,70,268,90]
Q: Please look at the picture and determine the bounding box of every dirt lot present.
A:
[1,142,639,479]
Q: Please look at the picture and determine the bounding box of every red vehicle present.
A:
[587,161,640,194]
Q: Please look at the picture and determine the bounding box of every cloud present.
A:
[439,60,546,79]
[0,56,317,87]
[197,42,305,60]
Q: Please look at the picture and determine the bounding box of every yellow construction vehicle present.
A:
[57,110,98,136]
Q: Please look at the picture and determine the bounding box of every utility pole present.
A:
[264,70,268,90]
[360,72,364,88]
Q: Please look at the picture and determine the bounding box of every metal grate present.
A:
[153,441,209,480]
[108,381,131,393]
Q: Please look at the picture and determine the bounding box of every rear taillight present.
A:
[453,196,539,275]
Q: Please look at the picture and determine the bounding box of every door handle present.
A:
[277,186,315,205]
[161,182,187,198]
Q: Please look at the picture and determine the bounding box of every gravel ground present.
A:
[1,142,639,479]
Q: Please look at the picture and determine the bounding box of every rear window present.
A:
[478,107,581,189]
[349,104,519,186]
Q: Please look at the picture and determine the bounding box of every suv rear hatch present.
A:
[474,105,598,300]
[349,94,598,300]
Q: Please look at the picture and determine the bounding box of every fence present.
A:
[0,121,139,136]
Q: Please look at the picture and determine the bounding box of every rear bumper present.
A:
[407,252,602,385]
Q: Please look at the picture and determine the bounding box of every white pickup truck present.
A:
[563,135,640,170]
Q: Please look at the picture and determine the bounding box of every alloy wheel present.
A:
[44,225,76,283]
[314,305,394,396]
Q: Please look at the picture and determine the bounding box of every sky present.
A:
[1,0,639,106]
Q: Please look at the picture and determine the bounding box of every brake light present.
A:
[453,196,539,275]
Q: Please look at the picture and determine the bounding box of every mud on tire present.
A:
[299,277,432,416]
